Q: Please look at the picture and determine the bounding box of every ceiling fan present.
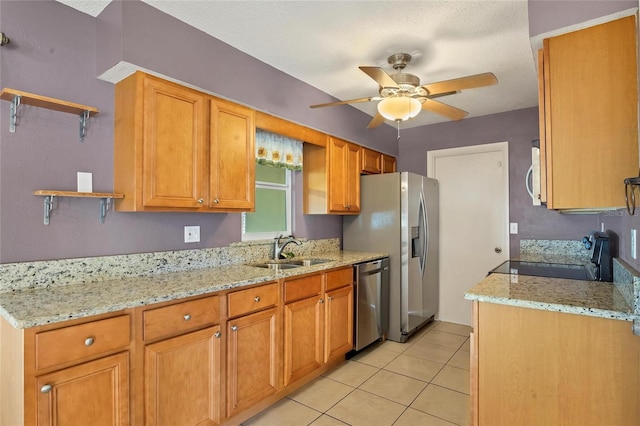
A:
[310,53,498,129]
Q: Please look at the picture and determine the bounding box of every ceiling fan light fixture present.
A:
[377,97,421,122]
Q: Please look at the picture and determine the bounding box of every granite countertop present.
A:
[0,251,386,329]
[464,273,636,321]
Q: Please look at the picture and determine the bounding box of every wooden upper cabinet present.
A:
[382,154,397,173]
[361,147,382,174]
[114,71,254,212]
[328,137,361,214]
[541,15,638,210]
[209,98,255,211]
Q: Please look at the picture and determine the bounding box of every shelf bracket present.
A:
[43,195,54,225]
[99,197,111,224]
[79,110,90,143]
[9,95,21,133]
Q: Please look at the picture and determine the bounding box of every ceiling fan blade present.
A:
[423,72,497,96]
[310,97,377,108]
[422,99,468,121]
[359,66,399,89]
[367,112,385,129]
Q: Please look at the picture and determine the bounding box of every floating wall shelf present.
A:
[0,88,99,142]
[33,190,124,225]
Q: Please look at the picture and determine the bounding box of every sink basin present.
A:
[251,262,301,270]
[288,259,333,266]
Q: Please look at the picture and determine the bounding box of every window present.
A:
[241,163,292,241]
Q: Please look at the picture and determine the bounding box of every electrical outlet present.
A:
[632,229,637,260]
[184,226,200,243]
[509,223,518,234]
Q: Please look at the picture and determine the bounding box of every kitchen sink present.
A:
[287,258,333,266]
[249,258,333,270]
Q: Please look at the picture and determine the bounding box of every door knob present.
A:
[495,247,502,254]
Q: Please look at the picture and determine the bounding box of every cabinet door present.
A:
[543,16,638,209]
[382,154,396,174]
[209,98,255,210]
[142,75,206,208]
[144,326,221,426]
[324,285,354,362]
[226,308,279,418]
[36,352,129,426]
[283,296,323,387]
[328,138,360,213]
[361,147,382,174]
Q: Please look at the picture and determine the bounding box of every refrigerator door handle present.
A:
[414,191,427,278]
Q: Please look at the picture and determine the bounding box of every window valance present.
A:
[256,129,303,171]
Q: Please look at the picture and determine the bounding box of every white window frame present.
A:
[241,168,292,241]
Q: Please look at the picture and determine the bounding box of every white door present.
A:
[427,142,509,325]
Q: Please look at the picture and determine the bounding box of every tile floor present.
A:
[244,321,472,426]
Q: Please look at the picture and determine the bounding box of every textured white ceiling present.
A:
[56,0,538,129]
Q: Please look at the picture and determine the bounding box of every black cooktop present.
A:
[490,260,593,281]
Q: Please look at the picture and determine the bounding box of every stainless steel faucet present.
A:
[273,234,302,260]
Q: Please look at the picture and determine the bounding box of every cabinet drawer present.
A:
[143,295,219,341]
[284,274,323,303]
[326,267,353,291]
[228,283,278,318]
[35,315,130,371]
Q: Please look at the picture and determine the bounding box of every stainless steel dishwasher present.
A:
[353,257,390,351]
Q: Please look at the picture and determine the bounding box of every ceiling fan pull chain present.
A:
[397,121,401,142]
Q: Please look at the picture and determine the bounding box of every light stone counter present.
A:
[0,251,387,329]
[464,273,636,321]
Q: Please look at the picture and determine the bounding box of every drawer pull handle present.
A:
[84,337,94,346]
[214,331,222,338]
[254,296,261,302]
[40,384,52,394]
[184,314,191,321]
[231,325,238,332]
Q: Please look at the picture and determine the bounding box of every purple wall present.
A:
[398,107,598,254]
[528,0,637,36]
[0,0,384,263]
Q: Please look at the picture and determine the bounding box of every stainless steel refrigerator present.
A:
[343,172,439,342]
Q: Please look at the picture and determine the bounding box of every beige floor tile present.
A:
[309,414,350,425]
[351,346,399,368]
[411,384,470,426]
[419,330,468,350]
[432,365,470,394]
[460,338,471,352]
[289,377,355,412]
[393,407,458,426]
[359,369,427,406]
[323,360,378,387]
[383,353,444,382]
[447,350,470,371]
[326,389,405,426]
[404,340,457,364]
[378,339,408,353]
[434,321,473,336]
[243,398,321,426]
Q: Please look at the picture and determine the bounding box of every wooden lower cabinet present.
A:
[144,326,221,426]
[283,295,324,387]
[36,352,129,426]
[472,301,640,425]
[324,285,353,362]
[226,307,279,418]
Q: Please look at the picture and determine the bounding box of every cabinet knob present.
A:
[254,296,261,302]
[84,337,94,346]
[231,325,238,332]
[328,296,333,301]
[183,314,191,321]
[213,198,220,204]
[40,384,52,394]
[214,331,222,338]
[319,299,324,304]
[197,198,204,204]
